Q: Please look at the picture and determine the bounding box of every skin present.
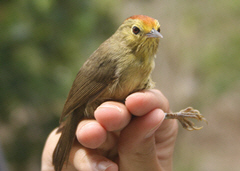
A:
[42,89,178,171]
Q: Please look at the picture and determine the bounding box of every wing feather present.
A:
[60,50,118,122]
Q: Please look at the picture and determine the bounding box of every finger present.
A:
[95,101,131,131]
[41,129,60,171]
[155,119,178,154]
[125,89,170,116]
[118,109,165,171]
[69,142,118,171]
[76,120,107,149]
[76,119,119,152]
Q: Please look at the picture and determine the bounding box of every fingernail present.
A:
[97,161,113,171]
[144,122,161,138]
[145,109,165,138]
[97,103,122,113]
[126,92,144,101]
[78,122,97,135]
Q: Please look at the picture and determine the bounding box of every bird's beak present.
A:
[146,29,163,38]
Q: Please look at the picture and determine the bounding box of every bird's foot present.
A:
[165,107,208,131]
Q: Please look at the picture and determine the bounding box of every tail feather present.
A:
[53,108,84,171]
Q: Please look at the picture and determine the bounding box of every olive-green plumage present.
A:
[53,15,162,171]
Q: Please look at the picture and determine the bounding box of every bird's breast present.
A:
[107,54,155,100]
[84,53,155,118]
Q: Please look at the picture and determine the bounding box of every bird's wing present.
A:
[60,53,118,122]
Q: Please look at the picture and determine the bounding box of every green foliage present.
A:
[0,0,117,170]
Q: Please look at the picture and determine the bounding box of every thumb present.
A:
[118,109,165,171]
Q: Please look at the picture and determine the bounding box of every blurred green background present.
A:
[0,0,239,170]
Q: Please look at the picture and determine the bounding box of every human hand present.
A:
[41,89,178,171]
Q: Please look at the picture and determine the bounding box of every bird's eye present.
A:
[157,27,161,32]
[132,26,140,35]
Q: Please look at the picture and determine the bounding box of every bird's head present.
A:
[115,15,162,58]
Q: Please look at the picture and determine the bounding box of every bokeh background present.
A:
[0,0,239,170]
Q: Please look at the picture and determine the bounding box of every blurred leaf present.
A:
[0,0,118,170]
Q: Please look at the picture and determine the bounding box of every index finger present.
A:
[125,89,170,116]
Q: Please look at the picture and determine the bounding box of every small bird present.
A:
[53,15,206,171]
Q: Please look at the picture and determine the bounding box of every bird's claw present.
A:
[165,107,207,131]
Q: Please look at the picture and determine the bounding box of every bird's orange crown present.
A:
[126,15,159,33]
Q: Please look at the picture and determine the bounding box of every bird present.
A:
[52,14,162,171]
[52,15,206,171]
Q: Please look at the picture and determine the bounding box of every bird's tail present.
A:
[53,108,84,171]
